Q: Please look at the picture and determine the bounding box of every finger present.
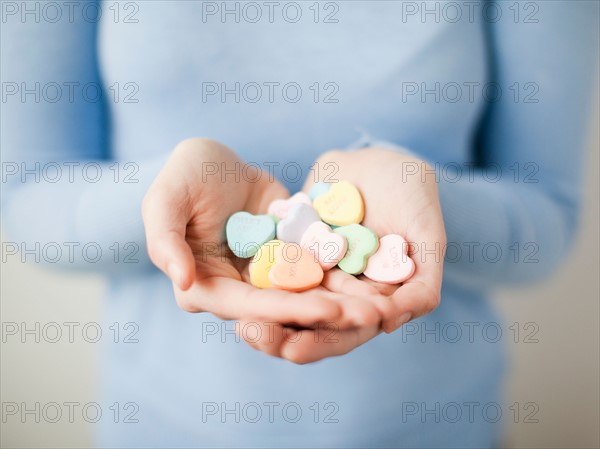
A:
[291,284,380,329]
[322,269,380,297]
[174,277,342,327]
[237,320,287,358]
[142,181,195,291]
[355,275,398,296]
[382,214,445,334]
[328,294,381,328]
[323,270,396,322]
[240,268,381,330]
[280,323,380,365]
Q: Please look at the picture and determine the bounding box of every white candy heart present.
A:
[276,203,320,244]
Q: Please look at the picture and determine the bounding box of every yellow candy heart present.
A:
[313,180,364,226]
[249,240,283,289]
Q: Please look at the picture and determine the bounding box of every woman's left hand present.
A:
[239,148,446,363]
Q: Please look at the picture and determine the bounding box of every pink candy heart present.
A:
[363,234,415,284]
[267,192,311,220]
[300,221,347,271]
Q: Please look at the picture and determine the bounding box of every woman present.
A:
[3,1,598,447]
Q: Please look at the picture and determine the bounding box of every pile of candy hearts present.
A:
[225,180,415,292]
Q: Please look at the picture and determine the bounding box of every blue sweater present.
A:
[2,1,598,447]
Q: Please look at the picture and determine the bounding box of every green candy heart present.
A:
[333,224,379,275]
[226,212,276,258]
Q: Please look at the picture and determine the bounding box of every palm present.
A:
[142,139,383,334]
[269,148,445,363]
[323,149,435,237]
[181,150,288,282]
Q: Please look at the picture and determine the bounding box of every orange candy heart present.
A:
[268,243,324,292]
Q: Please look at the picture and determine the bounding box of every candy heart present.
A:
[333,224,379,275]
[276,203,321,244]
[363,234,415,284]
[308,182,331,200]
[313,180,364,226]
[300,221,347,270]
[226,212,276,258]
[249,240,283,289]
[267,192,312,220]
[268,243,324,292]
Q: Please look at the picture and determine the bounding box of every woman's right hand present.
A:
[141,138,384,331]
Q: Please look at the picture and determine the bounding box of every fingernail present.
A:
[395,312,412,330]
[168,262,183,288]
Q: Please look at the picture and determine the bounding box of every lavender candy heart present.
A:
[276,203,321,244]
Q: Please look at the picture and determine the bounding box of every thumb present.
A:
[142,185,195,290]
